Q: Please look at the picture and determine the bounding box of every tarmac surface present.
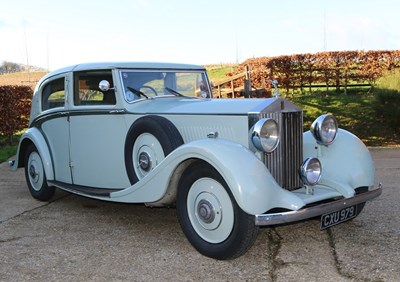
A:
[0,148,399,281]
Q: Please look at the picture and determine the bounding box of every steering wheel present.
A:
[140,86,158,96]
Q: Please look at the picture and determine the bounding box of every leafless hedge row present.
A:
[0,86,32,140]
[230,50,400,93]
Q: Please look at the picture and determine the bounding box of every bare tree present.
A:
[0,61,21,74]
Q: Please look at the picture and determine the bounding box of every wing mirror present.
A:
[99,80,113,91]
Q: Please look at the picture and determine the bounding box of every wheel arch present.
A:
[148,158,197,207]
[13,128,54,181]
[146,138,304,215]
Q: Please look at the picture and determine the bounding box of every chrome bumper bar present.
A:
[255,185,382,226]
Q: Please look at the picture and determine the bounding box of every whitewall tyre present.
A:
[24,144,55,201]
[177,160,259,260]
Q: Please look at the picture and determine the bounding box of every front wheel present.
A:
[24,144,55,201]
[177,161,258,260]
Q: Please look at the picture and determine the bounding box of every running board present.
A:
[48,181,124,198]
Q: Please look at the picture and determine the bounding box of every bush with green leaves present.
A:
[374,89,400,132]
[374,70,400,132]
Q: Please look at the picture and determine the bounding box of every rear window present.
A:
[41,77,65,111]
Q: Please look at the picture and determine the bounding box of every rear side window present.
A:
[74,70,115,106]
[41,77,65,111]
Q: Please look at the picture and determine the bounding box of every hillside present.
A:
[0,71,48,89]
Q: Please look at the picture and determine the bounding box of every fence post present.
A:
[244,65,252,98]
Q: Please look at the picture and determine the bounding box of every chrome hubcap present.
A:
[29,164,39,183]
[197,199,215,224]
[138,152,151,171]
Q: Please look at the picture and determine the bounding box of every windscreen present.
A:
[120,70,211,102]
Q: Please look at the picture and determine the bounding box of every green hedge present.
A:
[374,89,400,132]
[0,85,32,143]
[374,69,400,133]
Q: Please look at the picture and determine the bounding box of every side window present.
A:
[41,77,65,111]
[74,70,115,106]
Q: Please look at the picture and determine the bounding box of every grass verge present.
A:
[290,92,398,146]
[0,134,21,163]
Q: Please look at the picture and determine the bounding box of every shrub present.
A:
[0,85,32,143]
[376,68,400,91]
[374,89,400,132]
[374,69,400,132]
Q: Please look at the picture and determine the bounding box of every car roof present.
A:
[37,62,206,87]
[55,62,204,75]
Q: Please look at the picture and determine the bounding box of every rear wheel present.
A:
[24,144,55,201]
[177,161,258,260]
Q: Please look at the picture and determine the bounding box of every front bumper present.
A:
[255,184,382,226]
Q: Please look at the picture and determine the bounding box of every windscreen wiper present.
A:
[165,87,185,97]
[127,86,148,99]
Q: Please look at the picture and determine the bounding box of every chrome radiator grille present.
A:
[259,111,303,190]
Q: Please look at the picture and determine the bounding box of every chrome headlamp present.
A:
[251,118,279,153]
[300,158,322,186]
[311,114,338,145]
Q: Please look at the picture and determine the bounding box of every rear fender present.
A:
[12,128,54,181]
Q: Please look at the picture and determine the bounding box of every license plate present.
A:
[320,205,358,230]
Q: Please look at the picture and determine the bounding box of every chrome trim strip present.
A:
[255,185,382,226]
[31,109,127,127]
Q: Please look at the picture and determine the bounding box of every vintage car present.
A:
[10,62,382,260]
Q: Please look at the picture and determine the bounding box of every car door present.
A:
[39,74,72,184]
[68,70,130,189]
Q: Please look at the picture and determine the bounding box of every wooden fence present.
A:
[213,66,268,98]
[219,50,400,97]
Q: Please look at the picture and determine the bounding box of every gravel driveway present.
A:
[0,148,399,281]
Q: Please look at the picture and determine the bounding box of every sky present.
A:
[1,0,399,71]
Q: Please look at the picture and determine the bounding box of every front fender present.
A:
[182,139,306,215]
[12,128,54,181]
[111,138,305,215]
[303,128,375,196]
